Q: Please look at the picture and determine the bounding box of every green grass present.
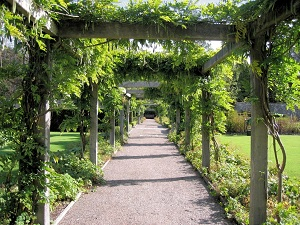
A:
[216,134,300,178]
[50,132,80,152]
[0,132,80,154]
[0,132,81,183]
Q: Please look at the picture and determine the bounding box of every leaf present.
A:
[160,15,172,23]
[36,38,47,51]
[251,60,262,76]
[5,23,26,42]
[53,155,59,164]
[56,0,68,9]
[40,33,55,40]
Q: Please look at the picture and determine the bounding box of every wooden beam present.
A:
[120,81,160,88]
[58,21,235,41]
[126,89,144,98]
[202,42,244,73]
[5,0,58,36]
[252,0,300,38]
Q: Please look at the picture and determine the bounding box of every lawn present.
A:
[0,132,81,154]
[0,132,81,183]
[50,132,81,152]
[216,134,300,178]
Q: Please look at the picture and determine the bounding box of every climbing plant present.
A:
[1,0,299,224]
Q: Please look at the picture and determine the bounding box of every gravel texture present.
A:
[58,119,232,225]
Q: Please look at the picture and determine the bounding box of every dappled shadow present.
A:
[191,198,233,224]
[124,143,173,147]
[105,175,199,187]
[112,153,178,160]
[129,135,168,140]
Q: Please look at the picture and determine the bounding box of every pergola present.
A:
[4,0,300,224]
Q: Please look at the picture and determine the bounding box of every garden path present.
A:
[58,119,232,225]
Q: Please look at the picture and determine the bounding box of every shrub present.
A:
[226,111,248,133]
[183,140,300,224]
[155,116,170,128]
[48,170,82,208]
[226,111,300,134]
[51,152,104,186]
[276,116,300,134]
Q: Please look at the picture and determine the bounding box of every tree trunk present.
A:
[89,81,98,165]
[249,36,268,225]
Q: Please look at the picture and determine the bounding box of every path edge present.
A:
[52,158,112,224]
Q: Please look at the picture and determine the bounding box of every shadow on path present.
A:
[58,119,232,225]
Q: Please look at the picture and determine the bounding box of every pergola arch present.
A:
[3,0,300,224]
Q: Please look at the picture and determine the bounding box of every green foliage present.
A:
[117,0,202,27]
[67,0,118,22]
[276,117,300,134]
[51,151,104,186]
[226,111,249,133]
[97,135,117,162]
[48,170,81,205]
[184,138,300,224]
[226,111,300,134]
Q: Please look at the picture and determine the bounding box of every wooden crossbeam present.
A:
[5,0,58,36]
[120,81,160,88]
[58,21,235,41]
[202,42,244,73]
[126,89,145,98]
[251,0,300,38]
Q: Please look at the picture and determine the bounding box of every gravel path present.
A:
[58,119,232,225]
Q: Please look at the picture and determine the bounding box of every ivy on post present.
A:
[36,40,51,225]
[249,34,269,225]
[18,37,51,225]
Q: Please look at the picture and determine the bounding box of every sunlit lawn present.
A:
[216,134,300,178]
[0,132,80,183]
[0,132,80,154]
[50,132,80,152]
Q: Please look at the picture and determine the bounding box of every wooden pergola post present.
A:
[175,102,181,134]
[126,100,130,133]
[36,40,51,225]
[119,108,124,144]
[249,35,269,225]
[184,104,191,152]
[138,107,141,124]
[110,109,115,149]
[201,88,210,171]
[89,81,98,165]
